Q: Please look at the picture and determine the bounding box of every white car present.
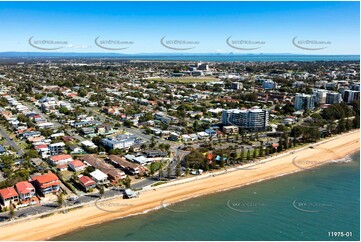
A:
[67,196,79,201]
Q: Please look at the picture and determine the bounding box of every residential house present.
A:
[68,160,86,172]
[108,155,145,175]
[143,150,168,158]
[49,154,73,166]
[49,142,66,155]
[78,176,96,191]
[107,169,126,182]
[15,181,36,202]
[31,172,61,195]
[222,125,239,134]
[0,187,19,207]
[90,169,109,185]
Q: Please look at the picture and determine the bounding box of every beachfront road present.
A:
[0,188,124,222]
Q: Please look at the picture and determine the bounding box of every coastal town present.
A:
[0,58,359,221]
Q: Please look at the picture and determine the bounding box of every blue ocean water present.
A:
[55,152,360,241]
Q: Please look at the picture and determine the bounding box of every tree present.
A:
[240,148,245,163]
[8,201,15,220]
[235,134,239,141]
[219,154,225,167]
[291,125,304,139]
[246,149,251,161]
[337,118,347,133]
[140,143,148,151]
[253,149,258,159]
[158,163,164,179]
[149,137,157,149]
[265,147,270,156]
[124,176,131,188]
[259,145,264,157]
[353,115,360,129]
[164,144,171,153]
[277,124,287,133]
[150,162,155,176]
[167,164,172,178]
[303,127,320,142]
[57,192,65,208]
[284,134,289,150]
[98,186,104,198]
[322,103,353,120]
[278,137,283,151]
[25,150,39,159]
[175,162,181,177]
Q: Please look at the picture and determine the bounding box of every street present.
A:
[0,125,24,156]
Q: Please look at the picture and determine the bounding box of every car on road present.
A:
[17,213,28,218]
[67,196,79,201]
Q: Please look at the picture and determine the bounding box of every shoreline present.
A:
[0,130,359,241]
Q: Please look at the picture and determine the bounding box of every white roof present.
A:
[36,122,54,127]
[197,132,209,137]
[90,169,108,181]
[133,156,148,164]
[81,140,97,147]
[49,142,65,147]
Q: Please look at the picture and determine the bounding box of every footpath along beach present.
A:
[0,130,359,241]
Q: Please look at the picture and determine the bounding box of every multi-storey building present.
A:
[343,90,360,103]
[49,142,66,155]
[294,93,315,111]
[222,108,269,130]
[326,92,342,104]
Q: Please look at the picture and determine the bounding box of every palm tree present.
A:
[150,162,155,176]
[175,162,181,177]
[259,141,264,157]
[56,192,65,208]
[240,147,245,163]
[99,186,105,199]
[246,149,251,161]
[167,164,172,178]
[158,162,164,179]
[8,201,15,220]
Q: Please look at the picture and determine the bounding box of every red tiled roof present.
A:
[79,176,96,187]
[62,136,74,142]
[69,159,85,168]
[35,144,48,149]
[0,187,18,199]
[50,154,72,162]
[57,164,68,169]
[32,172,60,187]
[15,181,35,195]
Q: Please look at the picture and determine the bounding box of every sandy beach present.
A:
[0,130,359,241]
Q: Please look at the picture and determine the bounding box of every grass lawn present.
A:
[60,170,74,181]
[18,141,28,150]
[146,160,167,171]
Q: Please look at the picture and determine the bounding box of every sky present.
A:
[0,1,359,54]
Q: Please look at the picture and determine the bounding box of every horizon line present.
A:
[0,51,359,56]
